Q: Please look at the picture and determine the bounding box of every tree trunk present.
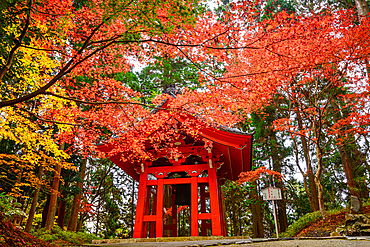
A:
[67,158,87,231]
[250,181,264,238]
[270,132,288,233]
[44,143,65,230]
[41,195,50,228]
[57,181,69,229]
[296,110,319,211]
[313,130,327,219]
[338,145,364,213]
[25,165,44,232]
[352,145,369,200]
[332,101,365,211]
[292,136,318,213]
[276,190,288,233]
[95,198,100,235]
[77,213,85,231]
[314,174,327,219]
[57,200,67,229]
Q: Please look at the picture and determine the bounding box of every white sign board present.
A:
[262,187,282,239]
[262,187,282,201]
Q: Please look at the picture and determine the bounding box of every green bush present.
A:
[280,211,322,238]
[280,208,346,238]
[363,198,370,207]
[31,226,100,245]
[41,233,59,242]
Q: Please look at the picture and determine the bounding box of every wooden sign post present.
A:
[262,187,282,238]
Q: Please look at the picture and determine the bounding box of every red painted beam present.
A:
[146,177,209,186]
[198,213,211,220]
[148,164,208,174]
[143,215,156,222]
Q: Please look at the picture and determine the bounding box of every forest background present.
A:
[0,0,370,243]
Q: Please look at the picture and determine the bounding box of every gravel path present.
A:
[90,238,370,247]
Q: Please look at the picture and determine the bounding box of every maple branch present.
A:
[44,92,187,114]
[0,170,18,187]
[63,42,114,75]
[291,135,307,176]
[107,37,261,50]
[0,24,275,109]
[264,47,294,59]
[77,22,107,57]
[0,60,69,108]
[121,107,147,138]
[175,47,219,80]
[175,46,242,90]
[0,0,32,81]
[31,6,65,16]
[278,128,315,142]
[20,45,68,55]
[200,28,233,46]
[85,0,136,46]
[0,2,141,109]
[146,38,261,50]
[44,92,156,108]
[14,106,83,126]
[132,26,278,51]
[220,67,292,79]
[0,17,110,108]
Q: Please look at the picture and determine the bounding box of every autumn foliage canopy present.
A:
[0,0,369,194]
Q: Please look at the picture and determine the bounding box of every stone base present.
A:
[336,214,370,236]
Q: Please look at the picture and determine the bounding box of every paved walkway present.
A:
[89,237,370,247]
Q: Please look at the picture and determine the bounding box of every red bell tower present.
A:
[99,112,253,238]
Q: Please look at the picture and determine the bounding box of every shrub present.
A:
[280,211,321,238]
[280,208,347,238]
[31,226,100,245]
[0,213,55,247]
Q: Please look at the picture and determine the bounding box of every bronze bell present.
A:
[174,184,191,206]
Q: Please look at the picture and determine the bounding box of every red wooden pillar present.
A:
[156,175,165,238]
[143,186,152,238]
[150,192,157,238]
[133,165,148,238]
[218,178,226,236]
[190,172,199,236]
[199,184,207,236]
[208,160,222,236]
[171,189,177,237]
